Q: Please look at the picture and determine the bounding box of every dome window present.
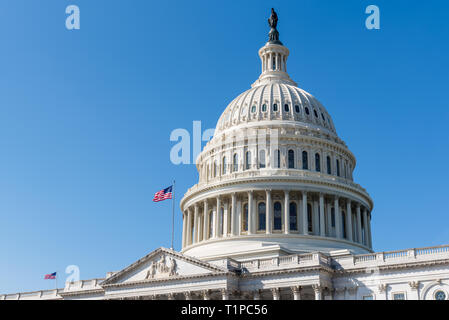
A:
[314,110,319,118]
[273,202,282,230]
[273,103,278,112]
[305,107,310,115]
[295,105,300,113]
[262,104,267,112]
[251,105,256,113]
[284,104,289,112]
[321,113,325,121]
[258,202,266,231]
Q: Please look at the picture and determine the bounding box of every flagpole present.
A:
[171,179,175,250]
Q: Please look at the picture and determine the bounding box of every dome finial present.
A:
[267,8,282,45]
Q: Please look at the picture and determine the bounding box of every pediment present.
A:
[101,248,228,286]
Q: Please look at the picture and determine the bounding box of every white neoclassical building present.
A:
[2,10,448,301]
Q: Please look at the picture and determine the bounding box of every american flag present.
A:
[153,185,173,202]
[44,272,57,280]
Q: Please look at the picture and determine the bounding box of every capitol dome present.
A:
[180,18,373,262]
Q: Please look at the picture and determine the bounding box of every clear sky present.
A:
[0,0,448,294]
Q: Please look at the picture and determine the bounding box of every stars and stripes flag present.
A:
[153,185,173,202]
[44,272,57,280]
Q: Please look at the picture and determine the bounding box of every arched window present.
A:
[342,211,347,239]
[288,149,295,169]
[290,202,298,231]
[208,211,213,239]
[251,105,256,113]
[222,156,227,175]
[262,104,267,112]
[273,103,278,112]
[273,202,282,230]
[258,202,266,231]
[295,105,300,113]
[242,204,248,232]
[326,156,331,175]
[302,151,308,170]
[259,150,266,168]
[307,204,313,232]
[233,153,238,172]
[305,107,310,115]
[272,57,276,70]
[284,104,289,112]
[274,149,280,168]
[336,159,340,177]
[245,151,251,170]
[315,153,321,172]
[314,110,319,118]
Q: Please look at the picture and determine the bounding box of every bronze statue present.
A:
[268,8,278,29]
[267,8,282,45]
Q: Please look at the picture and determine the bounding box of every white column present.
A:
[215,197,221,238]
[237,198,242,236]
[266,190,272,234]
[334,197,342,239]
[203,200,209,241]
[356,204,363,244]
[271,288,280,300]
[302,192,308,235]
[319,194,325,237]
[223,200,229,237]
[313,285,323,300]
[182,212,186,248]
[367,212,373,249]
[248,191,254,235]
[231,193,237,236]
[221,289,229,300]
[194,205,199,243]
[362,208,368,246]
[326,201,332,237]
[292,286,302,300]
[187,208,192,245]
[284,190,290,234]
[346,200,353,242]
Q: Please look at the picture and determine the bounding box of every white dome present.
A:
[215,83,337,137]
[180,33,373,261]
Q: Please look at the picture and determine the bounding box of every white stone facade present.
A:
[2,15,448,301]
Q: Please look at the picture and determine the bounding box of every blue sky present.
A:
[0,0,448,293]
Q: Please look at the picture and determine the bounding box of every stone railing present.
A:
[0,288,64,300]
[347,244,449,269]
[239,252,328,273]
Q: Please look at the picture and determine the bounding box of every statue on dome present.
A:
[267,8,282,45]
[268,8,278,29]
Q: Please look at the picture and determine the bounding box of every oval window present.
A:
[284,104,289,112]
[295,105,300,113]
[305,107,310,115]
[262,104,267,112]
[273,104,278,112]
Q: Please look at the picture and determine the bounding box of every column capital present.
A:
[408,281,419,290]
[378,284,388,293]
[291,286,302,294]
[271,288,280,300]
[312,284,323,293]
[202,289,211,300]
[184,291,192,300]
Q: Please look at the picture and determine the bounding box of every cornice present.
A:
[181,175,373,210]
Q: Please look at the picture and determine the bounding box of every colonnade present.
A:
[182,190,372,250]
